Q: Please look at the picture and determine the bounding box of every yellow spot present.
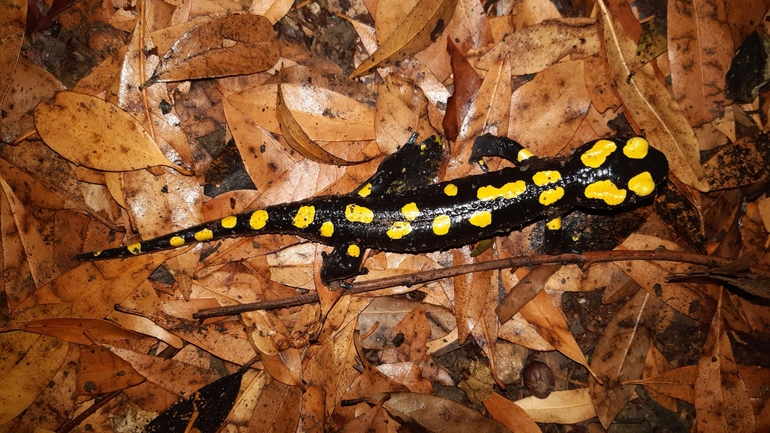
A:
[420,144,427,151]
[93,250,102,257]
[347,244,360,257]
[518,148,534,162]
[320,221,334,237]
[221,215,237,229]
[293,206,315,228]
[169,236,185,247]
[581,140,617,168]
[477,181,527,201]
[387,221,412,239]
[401,203,420,221]
[250,210,268,230]
[195,229,214,241]
[532,170,561,186]
[469,210,492,228]
[432,215,451,235]
[346,204,374,224]
[624,137,649,159]
[628,172,656,196]
[358,183,372,197]
[585,180,627,205]
[546,217,562,230]
[444,184,458,196]
[127,243,142,255]
[539,187,565,205]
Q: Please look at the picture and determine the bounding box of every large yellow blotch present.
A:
[195,229,214,241]
[477,181,526,201]
[532,170,561,186]
[221,215,237,229]
[401,203,420,221]
[623,137,649,159]
[387,221,412,239]
[293,206,315,228]
[580,140,617,168]
[585,180,627,205]
[539,187,565,205]
[358,183,372,197]
[518,148,534,162]
[469,210,492,227]
[250,210,268,230]
[546,217,562,230]
[628,172,656,196]
[345,204,374,224]
[347,244,361,257]
[169,236,185,247]
[127,242,142,255]
[444,183,458,197]
[432,215,451,235]
[320,221,334,237]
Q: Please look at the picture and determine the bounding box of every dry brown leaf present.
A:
[376,392,511,432]
[589,289,660,428]
[277,82,370,166]
[0,177,59,310]
[374,74,436,154]
[641,343,679,412]
[0,308,70,424]
[245,378,301,429]
[695,290,755,432]
[514,388,596,424]
[0,0,25,107]
[77,347,145,394]
[1,58,65,143]
[456,55,512,142]
[507,60,591,154]
[34,92,187,173]
[150,15,278,85]
[13,317,139,346]
[498,313,555,351]
[597,0,708,191]
[519,289,596,378]
[667,0,733,126]
[483,392,541,433]
[443,37,482,140]
[476,18,599,74]
[626,365,698,404]
[250,0,294,24]
[350,0,459,77]
[453,248,493,343]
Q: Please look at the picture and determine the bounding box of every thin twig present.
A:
[192,249,731,320]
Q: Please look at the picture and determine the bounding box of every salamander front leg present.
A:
[470,133,535,171]
[320,243,367,287]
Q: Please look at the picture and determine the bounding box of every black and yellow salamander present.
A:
[75,134,669,284]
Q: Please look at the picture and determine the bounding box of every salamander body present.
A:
[75,135,669,283]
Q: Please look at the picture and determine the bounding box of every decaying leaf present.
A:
[350,0,459,77]
[34,92,187,173]
[0,0,26,107]
[149,14,279,85]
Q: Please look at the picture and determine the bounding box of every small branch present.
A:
[192,249,731,320]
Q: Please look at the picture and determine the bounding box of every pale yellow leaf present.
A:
[514,388,596,424]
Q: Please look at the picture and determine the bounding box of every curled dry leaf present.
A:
[350,0,459,78]
[513,388,596,424]
[34,92,187,173]
[276,82,371,166]
[150,14,279,85]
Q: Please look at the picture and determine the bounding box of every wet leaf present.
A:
[350,0,459,77]
[34,92,187,173]
[150,15,279,85]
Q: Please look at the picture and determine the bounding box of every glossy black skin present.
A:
[75,136,668,280]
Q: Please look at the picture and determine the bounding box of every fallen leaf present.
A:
[350,0,459,77]
[376,392,512,432]
[0,0,26,108]
[483,392,541,433]
[34,92,187,173]
[150,15,278,85]
[513,388,596,424]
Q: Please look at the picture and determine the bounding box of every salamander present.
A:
[75,134,669,284]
